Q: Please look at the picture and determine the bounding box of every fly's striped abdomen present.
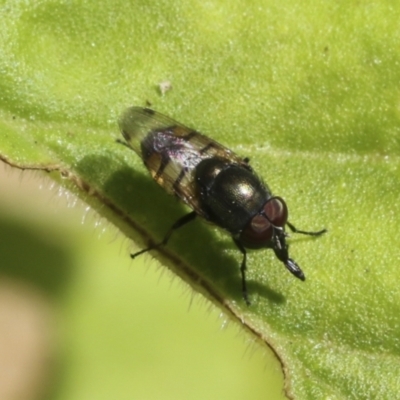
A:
[119,107,249,215]
[140,127,203,199]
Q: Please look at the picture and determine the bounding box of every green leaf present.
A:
[1,1,400,398]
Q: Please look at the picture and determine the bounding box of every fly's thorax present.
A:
[194,158,270,234]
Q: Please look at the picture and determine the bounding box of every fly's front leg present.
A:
[233,238,251,306]
[286,221,327,237]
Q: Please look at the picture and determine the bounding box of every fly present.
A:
[118,107,326,305]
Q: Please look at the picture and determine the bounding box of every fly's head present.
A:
[239,196,288,249]
[238,196,306,281]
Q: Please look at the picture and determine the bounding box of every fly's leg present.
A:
[233,239,251,306]
[131,211,197,259]
[286,221,327,237]
[277,223,326,280]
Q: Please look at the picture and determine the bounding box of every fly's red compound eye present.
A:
[239,197,288,249]
[263,197,288,227]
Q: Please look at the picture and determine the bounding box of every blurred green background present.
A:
[0,163,286,399]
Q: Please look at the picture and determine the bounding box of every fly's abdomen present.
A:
[119,107,202,199]
[140,129,200,196]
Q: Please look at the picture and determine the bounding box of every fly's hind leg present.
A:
[131,211,197,259]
